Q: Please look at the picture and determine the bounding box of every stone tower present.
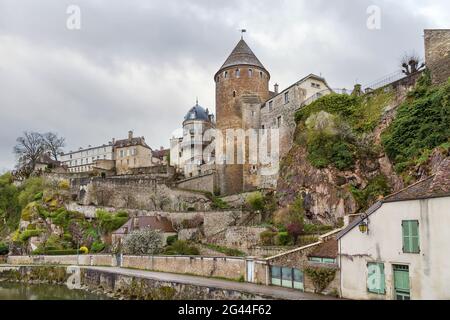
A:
[214,38,270,195]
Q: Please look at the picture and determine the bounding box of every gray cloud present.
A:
[0,0,449,170]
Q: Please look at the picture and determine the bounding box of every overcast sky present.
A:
[0,0,449,171]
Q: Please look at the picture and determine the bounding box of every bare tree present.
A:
[42,132,65,161]
[13,131,45,175]
[401,52,425,75]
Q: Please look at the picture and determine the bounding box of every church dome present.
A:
[184,103,210,122]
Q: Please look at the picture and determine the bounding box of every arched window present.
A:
[260,71,263,78]
[248,69,253,77]
[224,71,228,78]
[235,69,240,77]
[233,90,236,97]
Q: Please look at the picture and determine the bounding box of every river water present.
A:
[0,281,111,300]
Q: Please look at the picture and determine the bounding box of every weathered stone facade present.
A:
[425,29,450,85]
[71,176,212,212]
[215,39,270,195]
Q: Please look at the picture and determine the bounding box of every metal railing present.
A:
[299,88,353,108]
[362,70,406,91]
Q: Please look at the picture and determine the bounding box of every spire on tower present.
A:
[240,29,247,40]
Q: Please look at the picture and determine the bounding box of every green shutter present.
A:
[402,221,420,253]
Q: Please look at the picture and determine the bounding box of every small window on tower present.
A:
[233,90,236,97]
[260,71,263,78]
[235,69,240,77]
[249,69,253,77]
[224,71,228,78]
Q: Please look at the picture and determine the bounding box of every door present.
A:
[393,265,410,300]
[246,260,254,283]
[293,269,304,291]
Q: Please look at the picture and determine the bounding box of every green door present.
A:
[393,265,410,300]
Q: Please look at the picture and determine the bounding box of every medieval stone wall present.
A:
[425,29,450,85]
[175,172,218,194]
[215,64,270,195]
[71,176,212,212]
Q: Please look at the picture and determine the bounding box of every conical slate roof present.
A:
[218,39,267,73]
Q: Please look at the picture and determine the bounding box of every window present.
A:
[367,263,385,295]
[261,125,265,130]
[277,116,282,128]
[393,265,410,300]
[308,257,336,264]
[235,68,240,77]
[248,69,253,77]
[224,71,228,78]
[120,150,124,158]
[233,90,236,97]
[260,71,263,78]
[268,101,273,111]
[284,91,289,103]
[251,111,255,117]
[402,220,420,253]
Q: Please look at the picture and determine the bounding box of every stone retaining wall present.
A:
[6,254,250,281]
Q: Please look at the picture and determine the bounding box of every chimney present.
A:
[274,83,279,94]
[128,130,133,140]
[112,138,115,145]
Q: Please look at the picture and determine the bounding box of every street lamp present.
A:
[358,220,368,234]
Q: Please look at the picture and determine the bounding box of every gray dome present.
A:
[184,104,210,122]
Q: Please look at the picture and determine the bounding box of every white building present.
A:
[61,143,114,173]
[170,101,215,178]
[337,160,450,300]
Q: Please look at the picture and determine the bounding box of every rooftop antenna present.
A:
[240,29,247,40]
[196,96,198,105]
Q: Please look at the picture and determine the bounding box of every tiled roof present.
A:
[308,239,338,259]
[114,137,150,149]
[113,216,175,234]
[337,158,450,240]
[152,149,169,159]
[217,39,267,74]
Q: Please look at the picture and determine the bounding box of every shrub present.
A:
[96,210,129,233]
[58,180,70,190]
[275,232,291,246]
[17,177,45,208]
[287,221,303,243]
[0,242,9,255]
[33,192,43,201]
[90,241,105,253]
[79,246,89,254]
[350,174,391,210]
[164,240,199,255]
[19,229,42,242]
[122,228,163,255]
[382,78,450,174]
[203,244,246,257]
[246,191,265,212]
[260,230,277,246]
[0,172,21,232]
[32,249,79,255]
[166,235,178,246]
[305,266,337,293]
[210,196,230,210]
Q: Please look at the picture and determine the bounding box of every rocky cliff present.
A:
[276,72,450,223]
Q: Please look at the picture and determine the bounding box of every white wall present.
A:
[61,145,114,172]
[339,197,450,300]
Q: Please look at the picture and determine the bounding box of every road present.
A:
[80,266,337,300]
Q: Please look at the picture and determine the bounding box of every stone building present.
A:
[424,29,450,85]
[170,101,215,178]
[112,215,177,247]
[61,143,114,173]
[114,131,154,175]
[213,38,332,194]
